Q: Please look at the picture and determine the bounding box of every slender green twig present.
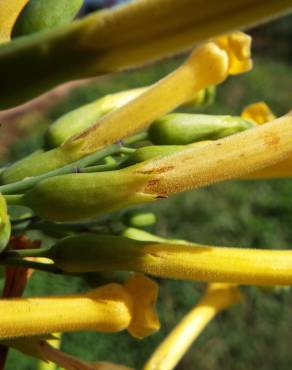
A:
[0,132,146,195]
[119,147,136,155]
[3,247,51,259]
[0,257,61,273]
[81,160,123,173]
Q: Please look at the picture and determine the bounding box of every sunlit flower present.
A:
[0,274,159,340]
[241,101,276,124]
[144,283,242,370]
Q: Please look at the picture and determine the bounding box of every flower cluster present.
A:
[0,0,292,369]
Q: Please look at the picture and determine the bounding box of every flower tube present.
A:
[1,32,252,182]
[241,104,292,179]
[5,234,292,286]
[0,274,159,340]
[0,0,289,107]
[143,283,242,370]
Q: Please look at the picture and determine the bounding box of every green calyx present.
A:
[2,232,190,273]
[148,113,254,145]
[47,234,154,273]
[21,166,158,222]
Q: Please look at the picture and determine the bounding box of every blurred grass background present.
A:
[1,9,292,370]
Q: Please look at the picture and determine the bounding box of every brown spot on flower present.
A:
[147,179,160,187]
[263,133,280,149]
[137,166,174,175]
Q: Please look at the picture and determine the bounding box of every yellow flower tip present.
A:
[241,102,276,124]
[204,283,243,310]
[187,42,229,88]
[214,32,253,75]
[125,274,160,339]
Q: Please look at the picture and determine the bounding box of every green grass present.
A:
[3,55,292,369]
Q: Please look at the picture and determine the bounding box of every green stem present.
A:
[81,162,120,173]
[0,258,60,273]
[0,132,146,195]
[122,132,148,145]
[119,147,136,155]
[3,247,52,258]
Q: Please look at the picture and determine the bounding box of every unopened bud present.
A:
[149,113,253,145]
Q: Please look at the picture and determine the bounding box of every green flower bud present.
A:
[45,88,145,148]
[12,0,83,37]
[122,227,166,242]
[121,227,189,245]
[20,166,158,222]
[0,194,11,254]
[123,211,157,228]
[149,113,253,145]
[0,145,79,184]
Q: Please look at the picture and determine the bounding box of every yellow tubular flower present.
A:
[241,102,276,124]
[246,154,292,179]
[0,274,159,340]
[4,31,252,183]
[136,112,292,196]
[239,104,292,179]
[24,234,292,286]
[1,0,291,108]
[0,0,29,43]
[0,32,252,182]
[138,243,292,286]
[214,32,253,74]
[45,85,214,149]
[143,283,242,370]
[73,32,251,154]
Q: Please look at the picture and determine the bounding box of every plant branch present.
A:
[0,133,145,194]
